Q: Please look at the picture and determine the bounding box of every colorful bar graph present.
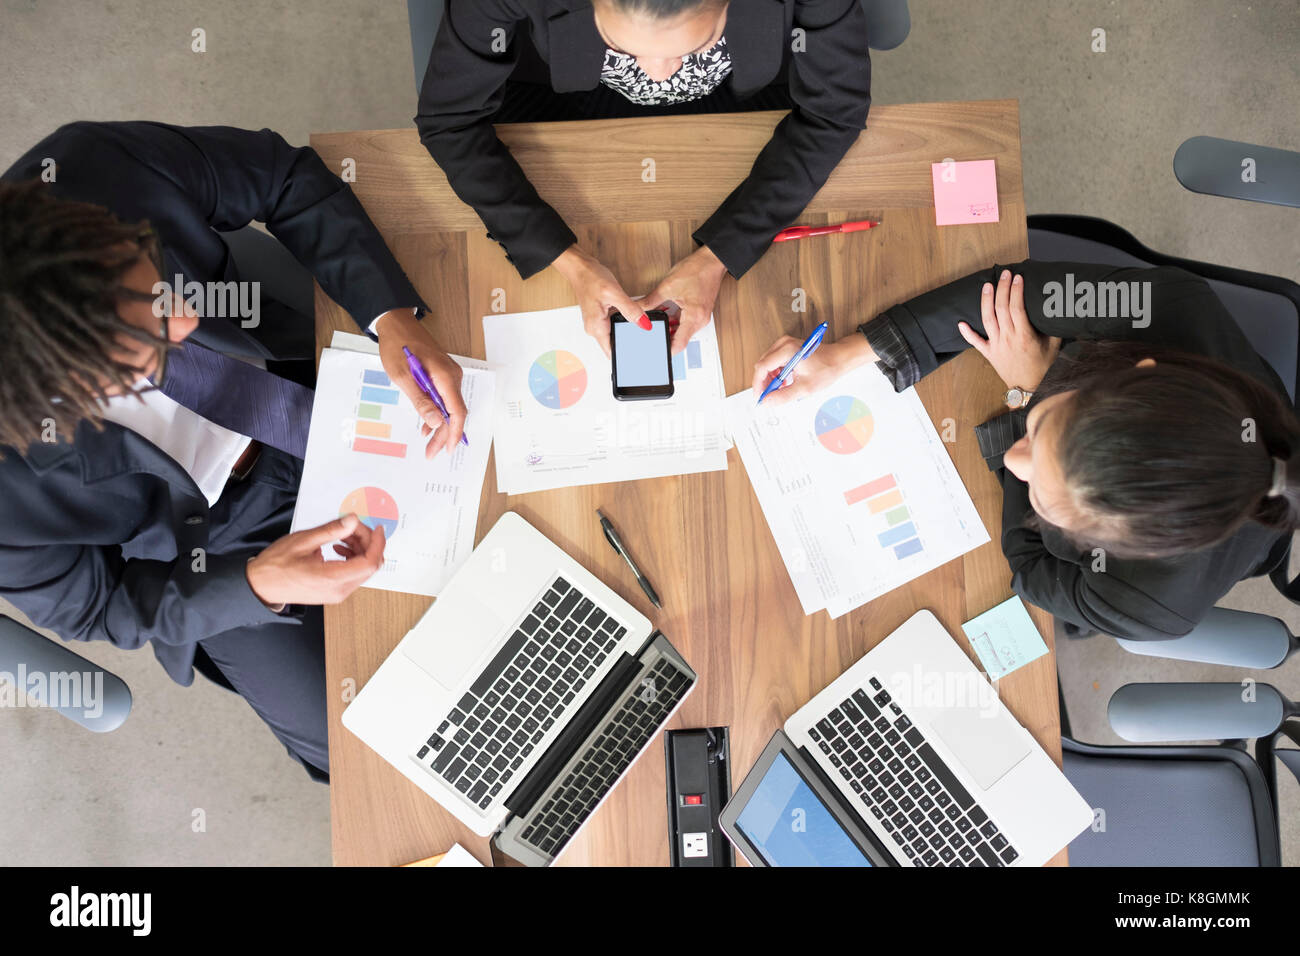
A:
[357,402,384,420]
[352,437,407,458]
[845,472,924,560]
[362,369,392,387]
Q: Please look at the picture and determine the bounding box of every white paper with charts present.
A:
[484,306,728,494]
[726,365,990,618]
[290,337,495,597]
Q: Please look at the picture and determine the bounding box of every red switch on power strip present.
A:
[683,794,703,806]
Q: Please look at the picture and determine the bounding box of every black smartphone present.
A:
[610,309,674,401]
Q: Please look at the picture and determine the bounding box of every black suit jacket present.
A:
[859,260,1289,640]
[416,0,872,279]
[0,122,427,684]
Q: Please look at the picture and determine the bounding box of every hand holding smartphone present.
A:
[610,310,674,401]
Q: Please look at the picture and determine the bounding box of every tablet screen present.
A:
[734,752,873,867]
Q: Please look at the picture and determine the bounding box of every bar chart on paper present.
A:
[291,344,496,597]
[727,364,989,618]
[843,474,925,560]
[353,369,409,458]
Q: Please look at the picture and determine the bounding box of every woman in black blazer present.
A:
[416,0,871,355]
[752,264,1300,642]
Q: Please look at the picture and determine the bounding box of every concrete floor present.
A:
[1,0,1298,865]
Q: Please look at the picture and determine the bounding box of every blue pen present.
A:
[757,321,830,404]
[403,346,469,447]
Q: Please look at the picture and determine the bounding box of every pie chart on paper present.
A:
[339,486,400,539]
[815,396,874,454]
[529,350,587,410]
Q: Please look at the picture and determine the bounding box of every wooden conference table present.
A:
[311,99,1067,867]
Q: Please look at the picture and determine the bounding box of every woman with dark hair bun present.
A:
[753,263,1299,641]
[416,0,872,356]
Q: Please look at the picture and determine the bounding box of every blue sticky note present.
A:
[961,597,1048,680]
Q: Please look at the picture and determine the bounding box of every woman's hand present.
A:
[958,270,1061,392]
[750,334,876,407]
[552,245,650,357]
[246,514,386,609]
[374,308,466,458]
[643,245,728,355]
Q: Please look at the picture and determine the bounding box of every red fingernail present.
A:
[637,314,652,330]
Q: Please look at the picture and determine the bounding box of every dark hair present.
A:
[1028,339,1300,559]
[596,0,727,18]
[0,180,169,452]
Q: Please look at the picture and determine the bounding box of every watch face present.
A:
[1006,388,1026,407]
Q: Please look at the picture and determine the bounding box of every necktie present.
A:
[157,342,313,459]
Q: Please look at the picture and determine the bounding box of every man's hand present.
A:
[643,245,727,355]
[246,514,386,608]
[551,245,650,358]
[751,334,875,407]
[374,308,466,458]
[958,270,1061,392]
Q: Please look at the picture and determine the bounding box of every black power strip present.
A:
[664,727,733,867]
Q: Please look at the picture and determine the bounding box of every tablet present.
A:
[718,731,895,867]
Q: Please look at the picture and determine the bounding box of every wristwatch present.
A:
[1003,386,1033,409]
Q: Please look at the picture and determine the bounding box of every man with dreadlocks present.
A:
[0,122,467,781]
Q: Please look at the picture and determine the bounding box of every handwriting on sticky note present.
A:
[961,596,1047,680]
[931,159,1000,226]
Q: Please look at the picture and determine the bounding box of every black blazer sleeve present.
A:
[43,121,427,334]
[858,259,1272,391]
[693,0,871,276]
[416,0,578,279]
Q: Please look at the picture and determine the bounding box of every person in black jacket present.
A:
[416,0,871,355]
[752,265,1299,641]
[0,122,470,780]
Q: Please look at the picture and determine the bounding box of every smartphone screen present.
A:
[613,319,671,388]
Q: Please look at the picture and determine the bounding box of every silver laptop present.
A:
[343,511,696,866]
[719,610,1092,867]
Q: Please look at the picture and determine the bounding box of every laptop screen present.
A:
[734,752,874,867]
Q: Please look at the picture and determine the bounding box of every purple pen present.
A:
[402,346,469,447]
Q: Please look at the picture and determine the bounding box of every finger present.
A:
[669,313,699,355]
[979,280,999,341]
[751,339,801,393]
[427,362,467,454]
[298,513,360,551]
[585,308,613,358]
[323,524,386,586]
[994,269,1013,327]
[761,375,816,408]
[339,521,374,555]
[332,543,356,559]
[1008,272,1028,330]
[957,321,990,357]
[612,290,651,332]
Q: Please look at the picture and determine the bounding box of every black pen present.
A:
[596,509,662,610]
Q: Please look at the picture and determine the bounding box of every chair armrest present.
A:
[1109,682,1288,743]
[1115,607,1293,670]
[0,616,132,732]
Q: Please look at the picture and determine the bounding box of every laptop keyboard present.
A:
[415,576,627,812]
[809,677,1020,867]
[520,655,693,858]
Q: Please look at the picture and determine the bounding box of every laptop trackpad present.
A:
[403,591,509,692]
[928,706,1032,791]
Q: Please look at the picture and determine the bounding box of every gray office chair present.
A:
[406,0,912,92]
[1175,137,1300,209]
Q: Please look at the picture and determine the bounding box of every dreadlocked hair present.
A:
[0,179,170,453]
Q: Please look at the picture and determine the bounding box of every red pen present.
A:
[773,219,881,242]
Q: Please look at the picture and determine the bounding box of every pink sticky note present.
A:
[931,159,1000,226]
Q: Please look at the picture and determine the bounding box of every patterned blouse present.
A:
[599,35,732,106]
